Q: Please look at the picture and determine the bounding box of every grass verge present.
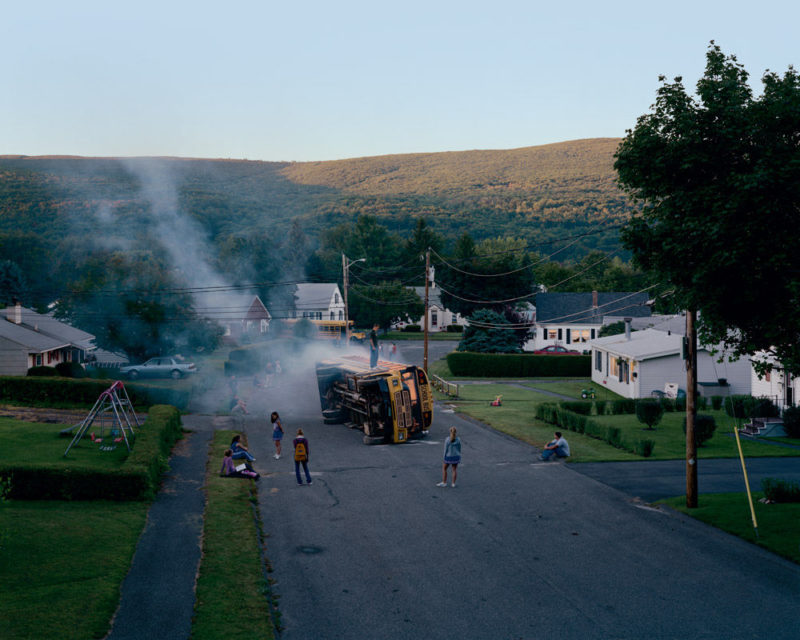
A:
[660,492,800,564]
[192,430,275,639]
[0,500,148,639]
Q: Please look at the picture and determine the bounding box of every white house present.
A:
[590,327,751,399]
[293,283,345,321]
[0,302,96,376]
[750,352,799,410]
[393,284,467,332]
[525,291,652,352]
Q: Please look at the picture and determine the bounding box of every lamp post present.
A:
[342,254,366,343]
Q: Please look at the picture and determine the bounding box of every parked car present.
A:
[120,356,198,380]
[532,345,581,355]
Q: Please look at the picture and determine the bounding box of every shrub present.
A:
[761,478,800,503]
[27,366,58,377]
[635,399,665,430]
[682,413,717,446]
[749,397,780,418]
[609,398,636,415]
[402,324,422,332]
[634,439,656,457]
[782,406,800,439]
[445,324,464,333]
[560,401,592,415]
[605,427,623,448]
[710,395,723,410]
[723,395,779,420]
[55,362,87,378]
[446,352,590,378]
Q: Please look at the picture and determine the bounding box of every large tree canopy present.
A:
[615,43,800,373]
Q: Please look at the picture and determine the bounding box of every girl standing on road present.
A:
[437,426,461,488]
[270,411,284,459]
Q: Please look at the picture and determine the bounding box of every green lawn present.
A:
[660,492,800,564]
[0,500,148,639]
[590,411,800,460]
[522,380,620,402]
[0,418,131,467]
[192,430,275,639]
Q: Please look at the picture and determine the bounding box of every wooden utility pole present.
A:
[685,308,698,508]
[423,249,430,372]
[342,253,350,343]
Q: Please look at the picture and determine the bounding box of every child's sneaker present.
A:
[450,483,457,488]
[436,482,447,487]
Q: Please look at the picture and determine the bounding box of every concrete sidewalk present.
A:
[105,415,223,640]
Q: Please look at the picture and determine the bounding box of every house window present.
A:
[334,293,340,304]
[572,329,590,343]
[338,310,343,320]
[566,330,571,344]
[765,370,771,382]
[330,311,335,320]
[591,329,596,340]
[557,328,562,341]
[260,319,268,333]
[547,329,557,340]
[36,354,42,366]
[595,350,602,372]
[432,311,438,327]
[610,356,619,378]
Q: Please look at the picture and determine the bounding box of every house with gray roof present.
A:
[524,291,652,352]
[0,302,96,375]
[293,283,345,321]
[391,283,467,332]
[220,295,272,341]
[590,327,751,399]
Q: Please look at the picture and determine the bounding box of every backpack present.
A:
[294,439,308,462]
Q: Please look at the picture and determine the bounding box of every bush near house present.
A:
[682,413,718,446]
[447,352,590,377]
[402,324,422,332]
[723,395,780,420]
[27,366,58,377]
[761,478,800,503]
[782,406,800,439]
[0,376,189,410]
[635,398,665,430]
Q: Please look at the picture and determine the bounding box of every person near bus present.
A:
[293,428,312,485]
[271,411,284,459]
[437,426,462,488]
[369,323,379,367]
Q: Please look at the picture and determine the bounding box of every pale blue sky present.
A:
[2,0,798,161]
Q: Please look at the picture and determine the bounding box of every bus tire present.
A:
[363,435,384,445]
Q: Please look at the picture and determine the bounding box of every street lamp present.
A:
[342,254,366,343]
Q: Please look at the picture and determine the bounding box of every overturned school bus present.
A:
[315,355,433,444]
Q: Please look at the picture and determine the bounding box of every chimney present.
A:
[7,299,22,324]
[592,290,598,308]
[624,317,632,340]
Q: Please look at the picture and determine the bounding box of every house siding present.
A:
[0,337,29,375]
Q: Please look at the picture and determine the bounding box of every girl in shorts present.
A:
[437,426,461,488]
[270,411,284,459]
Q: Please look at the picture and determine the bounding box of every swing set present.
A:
[63,381,140,456]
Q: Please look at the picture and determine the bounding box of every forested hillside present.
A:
[0,138,629,254]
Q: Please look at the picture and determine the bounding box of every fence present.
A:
[431,374,459,398]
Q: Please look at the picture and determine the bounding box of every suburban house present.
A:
[590,327,751,399]
[524,291,652,352]
[393,268,468,331]
[221,296,272,339]
[293,283,345,321]
[750,352,799,411]
[0,302,96,376]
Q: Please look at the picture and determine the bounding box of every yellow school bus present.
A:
[315,355,433,444]
[283,318,353,340]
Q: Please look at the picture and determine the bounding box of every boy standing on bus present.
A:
[369,323,379,367]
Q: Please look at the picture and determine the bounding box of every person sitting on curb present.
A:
[230,434,256,461]
[220,449,260,480]
[540,431,570,461]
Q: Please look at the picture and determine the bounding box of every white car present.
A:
[120,356,197,380]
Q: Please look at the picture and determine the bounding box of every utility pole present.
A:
[342,253,366,344]
[423,249,430,372]
[342,254,350,343]
[685,308,698,508]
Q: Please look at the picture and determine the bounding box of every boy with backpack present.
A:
[293,429,312,486]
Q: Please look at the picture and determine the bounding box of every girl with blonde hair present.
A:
[437,426,461,488]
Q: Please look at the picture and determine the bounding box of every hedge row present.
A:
[446,352,591,377]
[1,405,183,501]
[535,403,655,457]
[0,376,189,410]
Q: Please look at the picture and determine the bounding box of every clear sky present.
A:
[2,0,798,162]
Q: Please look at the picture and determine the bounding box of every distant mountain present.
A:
[0,138,629,257]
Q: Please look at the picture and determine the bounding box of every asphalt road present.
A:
[242,373,800,640]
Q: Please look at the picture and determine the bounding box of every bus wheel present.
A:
[363,435,384,445]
